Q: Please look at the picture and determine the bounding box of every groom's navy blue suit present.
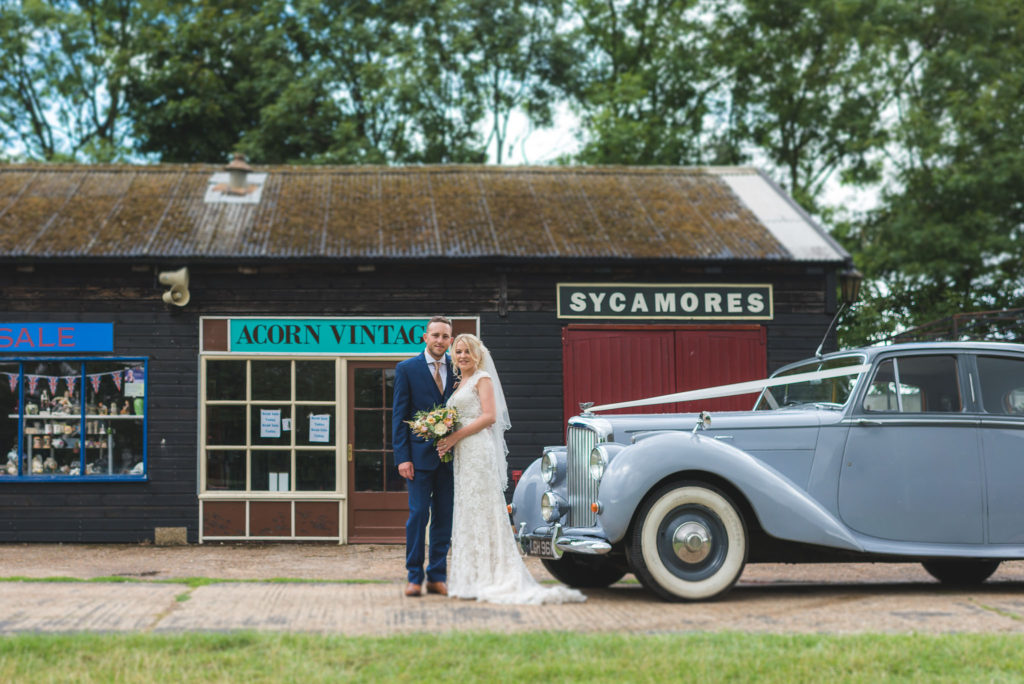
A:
[392,351,457,585]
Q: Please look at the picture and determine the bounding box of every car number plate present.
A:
[529,538,554,557]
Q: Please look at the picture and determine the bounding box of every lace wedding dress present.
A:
[447,371,585,605]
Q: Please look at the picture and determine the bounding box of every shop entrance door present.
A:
[347,361,406,543]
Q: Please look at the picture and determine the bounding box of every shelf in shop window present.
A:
[9,414,145,420]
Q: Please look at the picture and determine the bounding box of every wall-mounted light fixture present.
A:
[158,267,190,307]
[839,265,864,307]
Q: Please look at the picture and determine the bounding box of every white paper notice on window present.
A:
[260,409,281,438]
[309,414,331,443]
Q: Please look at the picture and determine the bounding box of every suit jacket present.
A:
[392,352,457,471]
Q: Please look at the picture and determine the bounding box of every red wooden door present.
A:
[562,326,766,419]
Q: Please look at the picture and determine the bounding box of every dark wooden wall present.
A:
[0,259,835,542]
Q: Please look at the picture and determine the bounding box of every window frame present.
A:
[200,356,343,497]
[860,353,965,415]
[1,356,148,482]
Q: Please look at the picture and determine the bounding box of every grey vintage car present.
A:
[511,341,1024,601]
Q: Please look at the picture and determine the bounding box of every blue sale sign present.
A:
[0,323,114,352]
[229,318,430,354]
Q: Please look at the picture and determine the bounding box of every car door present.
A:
[838,353,984,544]
[974,353,1024,544]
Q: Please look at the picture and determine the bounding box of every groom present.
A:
[392,315,457,597]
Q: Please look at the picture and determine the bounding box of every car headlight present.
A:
[540,450,559,484]
[590,446,609,481]
[540,491,567,522]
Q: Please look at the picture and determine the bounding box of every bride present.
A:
[437,334,585,605]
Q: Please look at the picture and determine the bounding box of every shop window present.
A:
[201,358,338,494]
[1,358,147,480]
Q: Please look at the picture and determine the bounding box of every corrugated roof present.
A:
[0,164,847,262]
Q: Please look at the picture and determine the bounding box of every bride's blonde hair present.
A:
[451,333,486,377]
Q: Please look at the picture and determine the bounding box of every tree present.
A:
[837,0,1024,344]
[563,0,722,166]
[712,0,890,212]
[127,0,308,163]
[462,0,574,164]
[0,0,138,162]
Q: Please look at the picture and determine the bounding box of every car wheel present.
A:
[629,481,747,601]
[921,560,1000,586]
[541,554,627,588]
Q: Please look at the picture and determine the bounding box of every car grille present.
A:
[567,424,599,527]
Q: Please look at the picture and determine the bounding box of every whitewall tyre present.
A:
[630,482,747,601]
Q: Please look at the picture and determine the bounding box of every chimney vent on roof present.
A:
[206,153,264,204]
[225,153,253,194]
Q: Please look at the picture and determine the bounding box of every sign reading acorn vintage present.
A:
[557,283,773,320]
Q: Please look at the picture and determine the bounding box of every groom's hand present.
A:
[398,462,414,480]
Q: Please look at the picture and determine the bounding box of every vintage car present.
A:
[511,341,1024,601]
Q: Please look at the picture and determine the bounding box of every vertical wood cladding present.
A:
[0,260,835,542]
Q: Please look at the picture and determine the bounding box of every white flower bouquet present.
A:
[406,405,459,462]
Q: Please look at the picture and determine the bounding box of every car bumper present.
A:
[514,522,613,559]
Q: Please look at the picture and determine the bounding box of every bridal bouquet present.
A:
[406,405,459,462]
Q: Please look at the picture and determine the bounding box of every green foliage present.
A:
[712,0,890,212]
[127,0,310,163]
[837,0,1024,344]
[564,0,719,166]
[0,0,138,162]
[3,0,1024,344]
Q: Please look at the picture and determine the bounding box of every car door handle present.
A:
[856,419,882,426]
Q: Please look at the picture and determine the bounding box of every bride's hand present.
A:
[438,436,457,456]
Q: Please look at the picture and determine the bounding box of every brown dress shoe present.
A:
[425,581,448,596]
[404,582,422,597]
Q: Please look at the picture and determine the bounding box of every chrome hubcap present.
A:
[671,521,711,563]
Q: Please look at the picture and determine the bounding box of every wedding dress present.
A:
[447,370,585,605]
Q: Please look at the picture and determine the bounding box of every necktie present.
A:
[433,360,444,394]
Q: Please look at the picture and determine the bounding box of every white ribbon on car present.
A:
[588,364,871,413]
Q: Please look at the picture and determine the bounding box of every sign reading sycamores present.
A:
[557,283,773,320]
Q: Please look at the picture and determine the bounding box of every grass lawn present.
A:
[2,631,1023,683]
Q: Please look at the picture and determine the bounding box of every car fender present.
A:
[597,432,863,552]
[511,458,547,532]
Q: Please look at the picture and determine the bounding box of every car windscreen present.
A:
[754,356,866,410]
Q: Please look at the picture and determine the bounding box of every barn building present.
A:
[0,163,852,543]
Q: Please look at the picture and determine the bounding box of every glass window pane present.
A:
[207,405,246,445]
[353,451,383,491]
[384,447,403,492]
[251,450,291,491]
[85,361,144,419]
[353,410,385,450]
[296,450,336,491]
[207,449,245,490]
[897,355,959,413]
[384,368,395,408]
[207,360,246,400]
[296,405,335,446]
[296,361,334,401]
[252,360,290,400]
[353,368,383,407]
[87,415,144,476]
[250,405,291,446]
[1,363,18,478]
[864,359,896,411]
[977,356,1024,415]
